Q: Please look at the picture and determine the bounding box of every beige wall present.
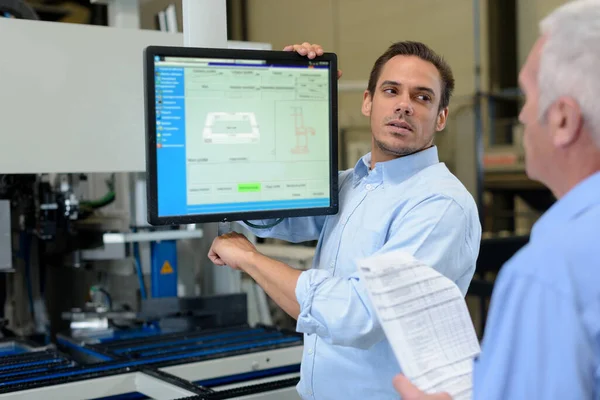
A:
[247,0,486,94]
[244,0,568,194]
[246,0,487,194]
[517,0,568,67]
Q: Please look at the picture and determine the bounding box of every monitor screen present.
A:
[144,46,339,225]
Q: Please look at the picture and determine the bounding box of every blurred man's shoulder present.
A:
[501,203,600,300]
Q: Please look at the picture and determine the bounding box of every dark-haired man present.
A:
[208,41,481,399]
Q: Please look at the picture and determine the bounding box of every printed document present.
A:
[358,251,481,400]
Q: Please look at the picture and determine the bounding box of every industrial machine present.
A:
[0,1,340,398]
[0,294,303,399]
[0,338,301,399]
[0,296,302,399]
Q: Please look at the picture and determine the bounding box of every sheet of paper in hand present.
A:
[357,250,481,400]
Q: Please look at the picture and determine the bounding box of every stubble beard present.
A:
[373,118,437,158]
[373,136,420,157]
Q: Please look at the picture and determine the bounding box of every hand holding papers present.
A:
[358,251,480,400]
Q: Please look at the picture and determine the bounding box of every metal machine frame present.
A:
[0,335,303,400]
[0,369,301,400]
[0,371,301,400]
[0,370,200,400]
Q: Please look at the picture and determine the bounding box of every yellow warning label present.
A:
[160,261,174,274]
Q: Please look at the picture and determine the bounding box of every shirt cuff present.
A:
[295,269,331,336]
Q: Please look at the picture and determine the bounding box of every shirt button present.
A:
[329,262,335,268]
[308,348,313,355]
[366,184,373,190]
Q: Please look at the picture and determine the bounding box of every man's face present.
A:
[362,55,448,161]
[518,37,554,183]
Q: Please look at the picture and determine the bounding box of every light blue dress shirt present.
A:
[473,171,600,399]
[246,146,481,399]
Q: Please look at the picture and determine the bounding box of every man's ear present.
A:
[549,97,583,148]
[436,107,449,131]
[362,90,372,117]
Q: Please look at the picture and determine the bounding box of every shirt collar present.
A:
[353,146,440,184]
[531,170,600,238]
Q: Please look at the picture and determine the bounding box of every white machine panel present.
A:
[0,19,270,174]
[0,372,197,400]
[161,346,303,382]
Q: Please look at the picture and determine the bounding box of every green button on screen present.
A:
[238,183,261,192]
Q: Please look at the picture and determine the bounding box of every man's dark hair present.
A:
[367,41,455,110]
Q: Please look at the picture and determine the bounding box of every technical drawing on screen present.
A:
[145,47,339,225]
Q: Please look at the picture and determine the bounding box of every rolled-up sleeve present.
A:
[294,195,477,349]
[295,269,382,348]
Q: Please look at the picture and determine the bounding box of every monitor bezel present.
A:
[144,45,339,226]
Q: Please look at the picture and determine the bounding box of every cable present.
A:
[242,218,284,229]
[90,286,113,310]
[79,191,115,210]
[80,173,116,210]
[133,242,148,300]
[19,232,34,319]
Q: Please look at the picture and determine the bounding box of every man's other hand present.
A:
[208,232,258,270]
[283,42,342,79]
[393,375,452,400]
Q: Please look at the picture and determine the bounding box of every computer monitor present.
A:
[144,46,339,225]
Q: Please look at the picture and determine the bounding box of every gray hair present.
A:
[538,0,600,146]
